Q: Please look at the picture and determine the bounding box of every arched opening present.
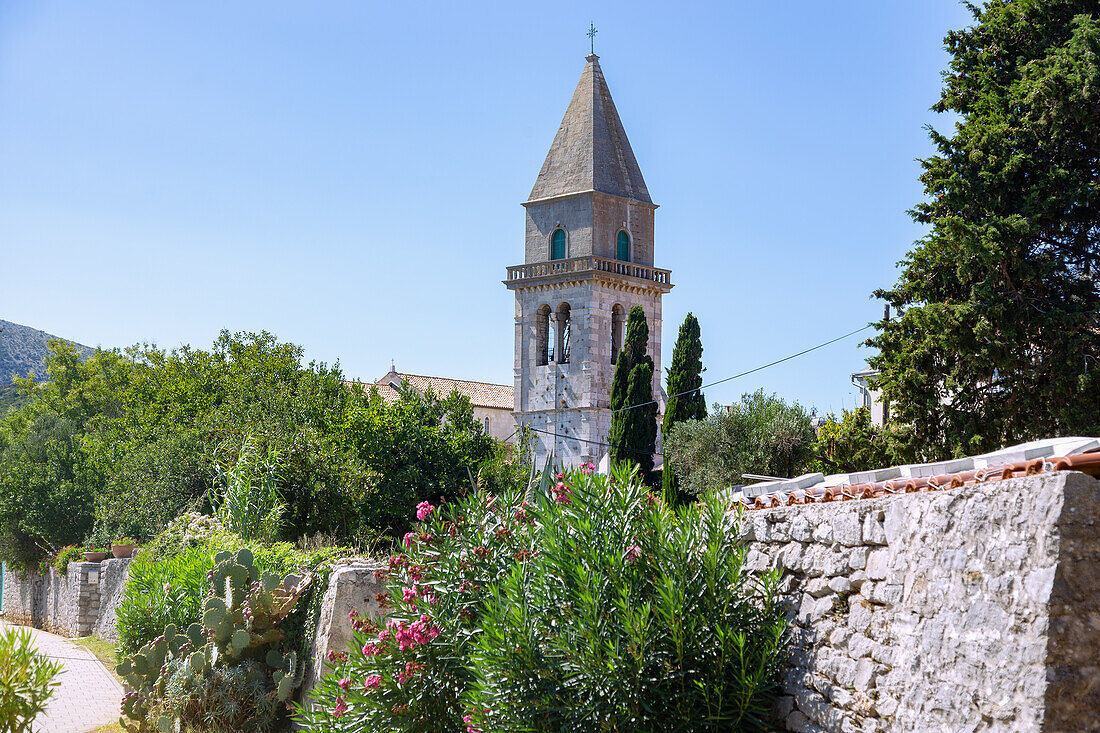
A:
[536,305,551,366]
[616,230,630,261]
[556,303,571,364]
[550,229,566,260]
[611,304,625,363]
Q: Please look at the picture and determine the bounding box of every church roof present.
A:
[528,55,652,205]
[361,370,514,411]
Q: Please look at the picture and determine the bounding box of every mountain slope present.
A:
[1,319,95,386]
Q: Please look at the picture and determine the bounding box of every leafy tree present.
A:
[664,389,815,494]
[0,343,133,567]
[0,331,503,565]
[810,407,908,474]
[870,0,1100,458]
[661,313,706,503]
[608,306,657,478]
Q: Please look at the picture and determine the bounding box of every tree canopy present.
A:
[663,390,815,494]
[0,332,503,567]
[608,306,657,478]
[870,0,1100,457]
[661,313,706,502]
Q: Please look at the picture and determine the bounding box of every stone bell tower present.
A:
[505,54,673,468]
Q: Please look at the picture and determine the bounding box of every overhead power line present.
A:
[611,323,874,414]
[517,323,875,454]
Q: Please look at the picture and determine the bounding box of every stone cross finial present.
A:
[587,24,597,55]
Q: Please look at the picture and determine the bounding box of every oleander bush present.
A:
[296,463,789,732]
[0,626,63,733]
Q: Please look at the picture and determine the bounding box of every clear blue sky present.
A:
[0,1,973,416]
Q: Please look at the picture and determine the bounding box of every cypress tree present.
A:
[608,306,657,478]
[661,313,706,502]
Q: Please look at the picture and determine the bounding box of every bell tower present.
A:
[505,54,673,467]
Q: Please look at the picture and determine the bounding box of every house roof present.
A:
[734,436,1100,510]
[365,370,514,411]
[527,55,652,205]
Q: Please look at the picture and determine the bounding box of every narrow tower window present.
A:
[551,229,566,260]
[557,303,571,364]
[616,230,630,261]
[536,305,551,366]
[611,304,625,363]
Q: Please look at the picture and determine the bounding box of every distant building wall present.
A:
[473,405,515,444]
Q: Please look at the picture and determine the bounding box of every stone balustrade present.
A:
[506,256,672,286]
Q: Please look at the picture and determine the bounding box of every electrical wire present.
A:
[517,323,874,455]
[610,323,874,414]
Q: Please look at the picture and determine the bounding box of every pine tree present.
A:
[608,306,657,477]
[661,314,706,502]
[870,0,1100,457]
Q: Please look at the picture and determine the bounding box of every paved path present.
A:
[0,621,123,733]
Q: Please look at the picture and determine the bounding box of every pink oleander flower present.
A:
[364,674,382,690]
[337,678,351,690]
[580,462,595,475]
[626,544,641,563]
[402,587,418,603]
[377,630,391,642]
[403,532,417,549]
[361,642,381,656]
[396,660,423,685]
[333,697,347,718]
[416,501,435,521]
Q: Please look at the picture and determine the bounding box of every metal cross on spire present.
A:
[587,24,598,54]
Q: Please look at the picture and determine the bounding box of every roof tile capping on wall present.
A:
[740,470,1100,732]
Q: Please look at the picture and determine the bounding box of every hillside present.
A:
[0,319,95,411]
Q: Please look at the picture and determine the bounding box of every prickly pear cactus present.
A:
[117,549,314,733]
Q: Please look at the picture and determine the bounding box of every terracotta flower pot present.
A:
[84,552,107,562]
[111,544,136,559]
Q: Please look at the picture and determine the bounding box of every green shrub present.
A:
[117,546,217,658]
[296,464,789,731]
[118,513,357,659]
[0,626,63,732]
[145,512,236,561]
[117,549,310,733]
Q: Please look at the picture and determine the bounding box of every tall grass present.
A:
[209,442,286,543]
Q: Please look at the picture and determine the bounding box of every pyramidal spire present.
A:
[528,55,652,204]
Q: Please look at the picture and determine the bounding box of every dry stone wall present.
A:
[1,558,132,638]
[741,470,1100,732]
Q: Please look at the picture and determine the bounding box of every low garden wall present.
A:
[303,561,387,704]
[742,470,1100,732]
[0,557,132,639]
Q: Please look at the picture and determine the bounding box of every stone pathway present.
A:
[0,621,123,733]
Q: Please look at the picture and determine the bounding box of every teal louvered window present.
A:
[551,229,566,260]
[617,230,630,261]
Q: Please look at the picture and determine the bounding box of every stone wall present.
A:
[741,470,1100,732]
[94,557,133,642]
[1,558,132,639]
[301,561,387,708]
